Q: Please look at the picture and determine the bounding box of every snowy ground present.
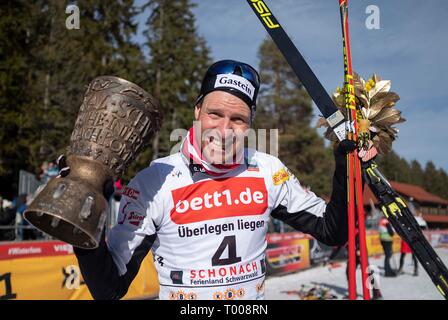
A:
[265,247,448,300]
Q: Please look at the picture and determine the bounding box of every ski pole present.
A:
[339,9,357,301]
[338,0,370,300]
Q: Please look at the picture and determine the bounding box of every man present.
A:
[379,216,397,277]
[0,196,16,241]
[71,60,376,300]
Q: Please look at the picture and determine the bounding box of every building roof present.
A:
[391,181,448,205]
[319,181,448,207]
[363,181,448,206]
[422,215,448,223]
[363,185,380,206]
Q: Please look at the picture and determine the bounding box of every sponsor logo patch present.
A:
[212,288,245,300]
[169,290,197,300]
[177,290,187,300]
[224,288,236,300]
[117,201,145,227]
[187,292,197,300]
[169,291,177,300]
[213,292,224,300]
[122,186,140,200]
[272,168,289,185]
[215,74,255,99]
[170,270,183,285]
[236,288,246,298]
[170,177,268,224]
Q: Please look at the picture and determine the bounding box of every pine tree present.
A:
[29,0,147,173]
[410,159,424,187]
[0,0,147,196]
[133,0,210,175]
[438,169,448,199]
[377,150,412,183]
[0,1,35,198]
[423,161,446,199]
[255,38,334,196]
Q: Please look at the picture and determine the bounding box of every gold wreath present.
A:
[317,72,406,155]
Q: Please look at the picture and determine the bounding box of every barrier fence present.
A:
[0,230,447,300]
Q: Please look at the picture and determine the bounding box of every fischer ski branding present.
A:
[246,0,448,299]
[247,0,346,141]
[249,0,279,29]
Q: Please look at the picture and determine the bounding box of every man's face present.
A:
[194,91,251,165]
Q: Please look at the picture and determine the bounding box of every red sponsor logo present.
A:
[118,201,145,227]
[123,186,140,200]
[190,261,258,279]
[126,212,145,227]
[0,241,74,260]
[170,177,268,224]
[53,244,74,254]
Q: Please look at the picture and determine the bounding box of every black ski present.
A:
[363,163,448,298]
[246,0,448,299]
[246,0,347,141]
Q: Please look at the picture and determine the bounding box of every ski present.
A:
[246,0,347,141]
[246,0,448,299]
[363,162,448,298]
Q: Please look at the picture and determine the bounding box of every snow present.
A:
[265,247,448,300]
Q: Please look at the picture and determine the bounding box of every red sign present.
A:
[0,241,74,260]
[170,177,268,224]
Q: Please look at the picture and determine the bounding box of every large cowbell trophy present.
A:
[24,76,161,249]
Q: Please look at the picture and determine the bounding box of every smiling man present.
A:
[72,59,375,300]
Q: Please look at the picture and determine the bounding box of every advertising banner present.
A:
[424,230,448,248]
[266,233,310,275]
[0,240,159,300]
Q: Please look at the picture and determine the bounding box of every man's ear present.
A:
[194,101,202,120]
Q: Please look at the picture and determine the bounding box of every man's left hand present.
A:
[335,139,378,163]
[358,141,378,162]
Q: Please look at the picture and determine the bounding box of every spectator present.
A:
[46,161,59,178]
[38,161,49,181]
[38,160,59,184]
[113,178,123,202]
[379,217,397,277]
[0,196,16,241]
[398,239,418,276]
[16,194,41,240]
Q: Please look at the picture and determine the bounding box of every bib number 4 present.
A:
[212,235,242,266]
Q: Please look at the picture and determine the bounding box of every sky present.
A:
[135,0,448,172]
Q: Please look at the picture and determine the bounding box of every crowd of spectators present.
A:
[0,161,125,242]
[0,160,61,242]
